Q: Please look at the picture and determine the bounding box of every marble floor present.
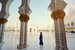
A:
[0,31,75,50]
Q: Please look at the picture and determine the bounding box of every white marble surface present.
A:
[0,31,75,50]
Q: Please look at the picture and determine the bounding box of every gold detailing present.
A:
[19,14,30,22]
[51,10,65,20]
[0,18,8,24]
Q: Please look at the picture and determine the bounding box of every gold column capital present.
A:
[51,10,65,20]
[0,18,8,24]
[19,14,30,22]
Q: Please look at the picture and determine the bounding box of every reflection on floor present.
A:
[0,32,75,50]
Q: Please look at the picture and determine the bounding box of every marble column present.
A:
[18,22,24,49]
[17,0,31,49]
[51,10,68,50]
[24,22,27,48]
[0,0,13,42]
[0,18,7,42]
[17,14,29,49]
[0,24,4,42]
[54,20,60,50]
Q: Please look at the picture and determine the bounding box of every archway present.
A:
[0,0,74,50]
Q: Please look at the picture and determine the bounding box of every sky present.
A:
[0,0,75,28]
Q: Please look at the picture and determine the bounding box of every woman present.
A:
[39,32,43,45]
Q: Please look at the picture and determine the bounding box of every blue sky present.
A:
[29,0,50,25]
[7,0,51,27]
[0,0,75,27]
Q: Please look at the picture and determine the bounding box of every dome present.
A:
[69,5,75,14]
[64,5,75,24]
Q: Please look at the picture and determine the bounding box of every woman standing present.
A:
[39,32,43,45]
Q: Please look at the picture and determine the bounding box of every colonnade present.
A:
[0,0,68,50]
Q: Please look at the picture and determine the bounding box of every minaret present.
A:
[48,0,68,50]
[17,0,31,49]
[0,0,13,42]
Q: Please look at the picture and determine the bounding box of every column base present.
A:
[17,44,27,49]
[56,46,68,50]
[17,44,24,49]
[23,45,27,48]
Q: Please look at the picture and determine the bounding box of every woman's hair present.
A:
[40,32,42,35]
